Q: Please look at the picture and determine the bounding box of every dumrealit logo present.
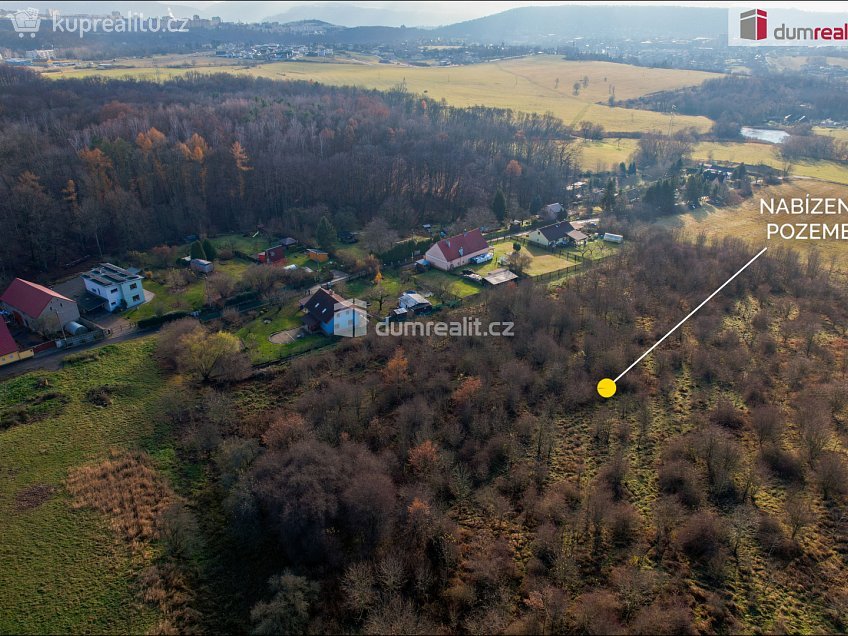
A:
[740,9,767,41]
[730,7,848,46]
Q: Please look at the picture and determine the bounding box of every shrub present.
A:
[677,511,727,562]
[760,444,805,484]
[137,310,190,330]
[816,451,848,500]
[709,398,745,429]
[658,459,702,508]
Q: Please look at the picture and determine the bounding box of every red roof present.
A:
[0,320,17,357]
[0,278,74,319]
[433,229,489,262]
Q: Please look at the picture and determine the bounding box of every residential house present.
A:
[279,237,299,248]
[398,292,432,313]
[0,278,80,335]
[528,221,576,248]
[301,288,366,336]
[0,319,31,366]
[423,229,490,271]
[542,202,564,220]
[81,263,146,312]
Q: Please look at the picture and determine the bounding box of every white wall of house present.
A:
[423,245,450,270]
[332,305,367,337]
[424,245,489,271]
[528,229,553,247]
[83,278,144,312]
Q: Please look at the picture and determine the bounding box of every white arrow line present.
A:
[614,246,768,383]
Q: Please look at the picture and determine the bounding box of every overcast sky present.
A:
[181,1,848,22]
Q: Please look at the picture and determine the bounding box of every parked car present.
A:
[463,273,484,284]
[469,252,493,265]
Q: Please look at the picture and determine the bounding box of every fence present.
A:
[489,235,586,263]
[528,265,582,283]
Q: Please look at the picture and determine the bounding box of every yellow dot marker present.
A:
[597,378,617,399]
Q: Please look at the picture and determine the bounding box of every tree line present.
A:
[0,67,577,280]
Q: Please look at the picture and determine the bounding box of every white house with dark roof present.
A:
[528,222,588,248]
[301,288,367,337]
[81,263,146,312]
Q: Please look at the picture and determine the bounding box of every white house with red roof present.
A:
[0,278,80,335]
[423,228,490,271]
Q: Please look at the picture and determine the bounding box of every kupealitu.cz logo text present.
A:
[10,7,189,38]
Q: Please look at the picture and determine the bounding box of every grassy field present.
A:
[0,339,171,633]
[45,54,716,134]
[657,179,848,272]
[575,137,848,185]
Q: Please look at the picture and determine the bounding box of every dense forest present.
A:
[0,67,576,279]
[624,74,848,130]
[143,231,848,634]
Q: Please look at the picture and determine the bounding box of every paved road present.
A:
[0,327,154,380]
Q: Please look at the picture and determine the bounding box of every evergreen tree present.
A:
[315,216,336,250]
[201,238,217,261]
[684,175,704,206]
[601,178,617,213]
[492,189,507,224]
[529,193,543,216]
[190,240,206,260]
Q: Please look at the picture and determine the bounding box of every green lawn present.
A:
[565,239,621,261]
[414,269,481,299]
[469,241,576,277]
[124,258,253,321]
[207,233,271,255]
[334,242,369,261]
[0,339,172,633]
[237,302,305,363]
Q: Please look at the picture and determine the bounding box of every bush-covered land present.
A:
[6,233,836,633]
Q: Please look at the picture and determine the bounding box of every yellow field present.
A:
[576,137,848,185]
[658,180,848,272]
[577,138,640,171]
[770,54,848,71]
[814,127,848,142]
[45,54,717,133]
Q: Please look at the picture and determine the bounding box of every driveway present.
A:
[307,270,350,295]
[268,327,301,345]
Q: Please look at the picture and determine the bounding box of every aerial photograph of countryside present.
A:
[1,1,848,634]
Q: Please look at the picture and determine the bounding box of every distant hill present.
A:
[266,3,440,28]
[435,5,728,42]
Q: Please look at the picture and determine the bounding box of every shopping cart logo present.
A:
[11,7,41,37]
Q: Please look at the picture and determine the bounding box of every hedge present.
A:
[137,310,190,329]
